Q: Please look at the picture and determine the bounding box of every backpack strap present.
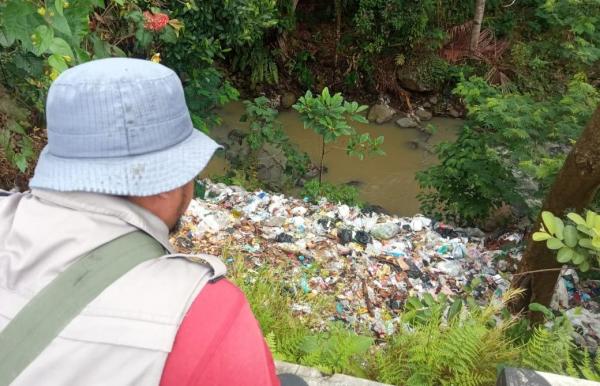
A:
[0,230,165,386]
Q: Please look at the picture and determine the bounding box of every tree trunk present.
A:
[470,0,486,52]
[510,105,600,314]
[319,136,325,185]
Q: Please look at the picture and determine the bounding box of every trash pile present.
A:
[171,180,600,349]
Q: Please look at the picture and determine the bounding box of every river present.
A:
[201,101,462,216]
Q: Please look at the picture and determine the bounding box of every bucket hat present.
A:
[29,58,220,196]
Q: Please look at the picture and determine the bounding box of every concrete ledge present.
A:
[275,361,393,386]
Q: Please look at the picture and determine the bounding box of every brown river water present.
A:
[201,102,462,216]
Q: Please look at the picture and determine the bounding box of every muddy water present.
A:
[201,102,462,216]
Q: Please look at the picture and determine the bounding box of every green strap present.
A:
[0,231,165,386]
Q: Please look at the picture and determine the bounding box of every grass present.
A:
[223,247,600,385]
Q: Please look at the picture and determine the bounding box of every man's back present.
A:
[0,189,278,385]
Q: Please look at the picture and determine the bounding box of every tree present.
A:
[510,105,600,314]
[292,87,384,184]
[470,0,486,52]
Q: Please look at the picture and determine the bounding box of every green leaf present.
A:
[32,25,54,56]
[541,211,556,235]
[554,217,564,240]
[48,53,68,72]
[49,37,73,57]
[546,238,564,250]
[529,303,554,320]
[48,12,72,37]
[572,252,585,265]
[586,210,595,228]
[567,212,586,226]
[580,260,590,272]
[556,247,573,263]
[55,0,63,15]
[14,154,28,173]
[563,225,578,248]
[0,29,15,47]
[579,238,593,249]
[447,298,462,322]
[532,232,551,241]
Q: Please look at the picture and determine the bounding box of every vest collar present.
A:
[30,189,175,253]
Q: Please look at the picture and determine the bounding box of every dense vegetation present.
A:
[1,0,599,384]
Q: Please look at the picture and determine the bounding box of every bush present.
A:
[301,180,362,207]
[417,75,599,225]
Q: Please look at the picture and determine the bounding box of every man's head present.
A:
[29,58,219,227]
[127,180,194,231]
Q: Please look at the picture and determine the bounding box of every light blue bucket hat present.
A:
[29,58,220,196]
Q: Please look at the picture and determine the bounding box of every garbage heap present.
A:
[171,180,600,350]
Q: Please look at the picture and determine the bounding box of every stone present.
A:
[422,102,431,109]
[367,104,397,124]
[397,71,433,92]
[415,109,433,121]
[371,222,401,240]
[428,95,438,104]
[395,117,419,128]
[256,143,287,190]
[281,92,297,109]
[448,107,461,118]
[276,233,294,243]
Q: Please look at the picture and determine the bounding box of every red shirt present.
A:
[160,279,280,386]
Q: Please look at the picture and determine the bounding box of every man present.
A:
[0,58,279,385]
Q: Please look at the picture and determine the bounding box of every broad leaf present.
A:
[49,37,73,57]
[541,211,556,235]
[532,232,551,241]
[572,252,585,265]
[567,212,586,226]
[546,237,564,250]
[48,53,68,72]
[556,247,573,263]
[563,225,578,248]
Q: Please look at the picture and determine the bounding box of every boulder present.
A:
[416,109,433,121]
[448,107,461,118]
[397,71,434,92]
[281,92,297,109]
[428,95,439,105]
[256,143,287,190]
[367,104,397,124]
[395,117,419,128]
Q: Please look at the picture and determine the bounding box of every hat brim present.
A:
[29,129,221,196]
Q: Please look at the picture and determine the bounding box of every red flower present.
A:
[143,11,169,32]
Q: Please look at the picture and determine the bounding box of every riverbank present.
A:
[172,179,600,350]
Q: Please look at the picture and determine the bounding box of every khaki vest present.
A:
[0,189,225,385]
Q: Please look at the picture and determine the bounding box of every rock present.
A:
[367,104,397,124]
[397,71,433,92]
[428,95,438,104]
[256,143,287,190]
[276,233,294,243]
[422,102,431,109]
[415,109,433,121]
[281,92,297,109]
[354,230,372,245]
[448,107,461,118]
[395,117,419,128]
[338,228,352,245]
[371,222,401,240]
